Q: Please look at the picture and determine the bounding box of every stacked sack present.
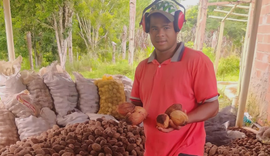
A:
[20,70,53,110]
[0,101,19,149]
[42,62,89,126]
[111,74,133,103]
[4,84,55,141]
[0,57,55,142]
[0,56,26,104]
[94,75,126,119]
[73,72,99,114]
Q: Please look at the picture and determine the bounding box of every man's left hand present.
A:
[157,120,182,133]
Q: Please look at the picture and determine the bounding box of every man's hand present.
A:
[157,119,182,133]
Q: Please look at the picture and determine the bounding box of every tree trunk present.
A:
[128,0,136,65]
[26,31,34,70]
[52,2,73,69]
[211,31,218,50]
[122,25,127,59]
[33,42,38,67]
[112,42,116,63]
[194,0,208,51]
[68,30,73,63]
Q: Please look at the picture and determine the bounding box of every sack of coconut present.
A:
[0,107,19,149]
[94,75,126,119]
[15,115,51,141]
[0,56,26,104]
[105,74,133,103]
[73,72,99,114]
[20,70,53,109]
[40,107,57,128]
[43,62,78,116]
[4,90,40,118]
[0,56,22,76]
[56,109,89,126]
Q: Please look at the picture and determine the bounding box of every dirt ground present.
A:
[204,128,270,156]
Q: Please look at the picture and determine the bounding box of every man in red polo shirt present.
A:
[130,1,219,156]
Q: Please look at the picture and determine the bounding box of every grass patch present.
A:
[218,87,232,110]
[65,54,139,80]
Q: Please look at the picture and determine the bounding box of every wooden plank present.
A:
[237,2,253,100]
[242,127,259,134]
[235,0,263,128]
[224,4,250,9]
[214,21,225,74]
[209,16,248,22]
[222,4,238,21]
[208,1,250,6]
[214,9,249,17]
[3,0,15,61]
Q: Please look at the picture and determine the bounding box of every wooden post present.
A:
[26,32,34,70]
[236,0,262,128]
[214,4,238,73]
[122,25,127,59]
[3,0,15,61]
[128,0,136,65]
[214,21,225,74]
[237,1,254,98]
[194,0,208,51]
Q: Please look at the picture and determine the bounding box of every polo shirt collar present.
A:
[147,42,185,63]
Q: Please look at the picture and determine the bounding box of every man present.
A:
[130,1,219,156]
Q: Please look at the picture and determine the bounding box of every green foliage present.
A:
[217,55,240,81]
[185,41,194,48]
[202,47,215,62]
[65,54,138,80]
[0,0,243,84]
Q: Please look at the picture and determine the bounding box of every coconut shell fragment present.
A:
[125,106,147,126]
[156,114,170,129]
[117,102,135,116]
[165,104,183,115]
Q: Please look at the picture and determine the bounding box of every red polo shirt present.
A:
[130,42,219,156]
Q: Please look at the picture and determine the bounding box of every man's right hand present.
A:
[157,119,182,133]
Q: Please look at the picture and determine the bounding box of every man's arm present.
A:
[157,100,219,133]
[131,100,143,107]
[186,100,219,124]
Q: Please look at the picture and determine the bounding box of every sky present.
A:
[181,0,200,8]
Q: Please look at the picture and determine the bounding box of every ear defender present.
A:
[141,13,150,33]
[173,10,185,32]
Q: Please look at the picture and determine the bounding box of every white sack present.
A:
[0,71,26,104]
[0,108,19,149]
[5,90,40,118]
[21,70,53,109]
[15,115,50,141]
[43,62,78,116]
[73,72,99,113]
[0,56,22,76]
[40,107,57,128]
[86,113,118,122]
[56,109,89,126]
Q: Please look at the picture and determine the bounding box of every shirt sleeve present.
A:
[130,63,142,102]
[193,53,219,104]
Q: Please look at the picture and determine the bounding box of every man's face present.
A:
[149,13,178,53]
